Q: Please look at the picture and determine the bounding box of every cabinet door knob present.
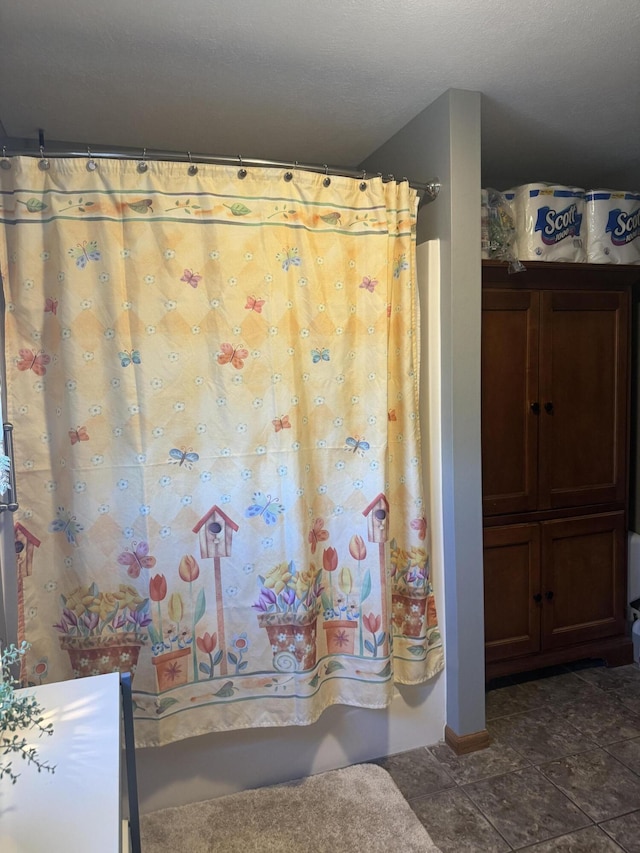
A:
[545,590,554,601]
[544,401,554,414]
[533,593,542,603]
[530,402,540,414]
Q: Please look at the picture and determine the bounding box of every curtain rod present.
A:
[0,133,440,205]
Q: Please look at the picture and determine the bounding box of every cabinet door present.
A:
[538,290,628,509]
[540,511,626,650]
[482,290,540,515]
[483,523,541,662]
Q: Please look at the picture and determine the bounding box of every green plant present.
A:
[0,641,55,784]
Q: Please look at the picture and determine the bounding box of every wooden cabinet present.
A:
[484,512,626,666]
[482,290,539,516]
[481,262,636,679]
[482,288,628,517]
[538,291,628,510]
[483,522,541,663]
[541,511,627,649]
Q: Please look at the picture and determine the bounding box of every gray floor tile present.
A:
[539,749,640,822]
[572,664,640,693]
[604,736,640,774]
[516,673,603,709]
[397,664,640,851]
[518,825,625,851]
[410,787,510,853]
[486,682,544,721]
[559,693,640,745]
[429,739,529,784]
[611,680,640,713]
[487,707,596,765]
[463,766,590,849]
[600,808,640,853]
[373,747,455,799]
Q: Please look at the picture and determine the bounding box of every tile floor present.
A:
[375,661,640,852]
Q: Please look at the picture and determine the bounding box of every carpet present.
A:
[140,763,441,852]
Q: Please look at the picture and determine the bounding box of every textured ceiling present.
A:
[1,0,639,190]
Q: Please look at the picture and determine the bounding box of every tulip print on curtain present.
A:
[0,157,442,746]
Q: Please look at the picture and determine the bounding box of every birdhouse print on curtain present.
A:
[14,522,41,682]
[193,505,238,559]
[192,506,239,678]
[363,493,390,544]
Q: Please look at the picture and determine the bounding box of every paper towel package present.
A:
[481,188,518,261]
[586,190,640,264]
[514,184,586,262]
[503,190,518,259]
[481,189,490,259]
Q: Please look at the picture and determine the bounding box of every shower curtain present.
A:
[0,157,442,745]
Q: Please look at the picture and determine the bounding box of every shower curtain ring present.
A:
[137,148,148,173]
[284,162,294,182]
[86,146,97,172]
[323,165,331,187]
[237,155,247,180]
[0,146,10,170]
[359,170,367,191]
[38,143,50,171]
[187,151,198,176]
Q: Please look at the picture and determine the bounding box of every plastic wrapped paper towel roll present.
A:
[481,189,490,259]
[481,188,519,264]
[503,189,518,259]
[586,190,640,264]
[514,184,586,262]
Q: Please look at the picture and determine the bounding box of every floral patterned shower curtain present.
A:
[0,157,442,745]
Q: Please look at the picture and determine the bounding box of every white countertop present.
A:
[0,671,122,853]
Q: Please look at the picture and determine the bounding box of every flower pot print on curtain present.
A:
[0,157,443,746]
[55,582,150,677]
[392,593,427,639]
[389,538,436,639]
[152,647,191,692]
[323,621,357,655]
[60,634,145,678]
[257,611,317,672]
